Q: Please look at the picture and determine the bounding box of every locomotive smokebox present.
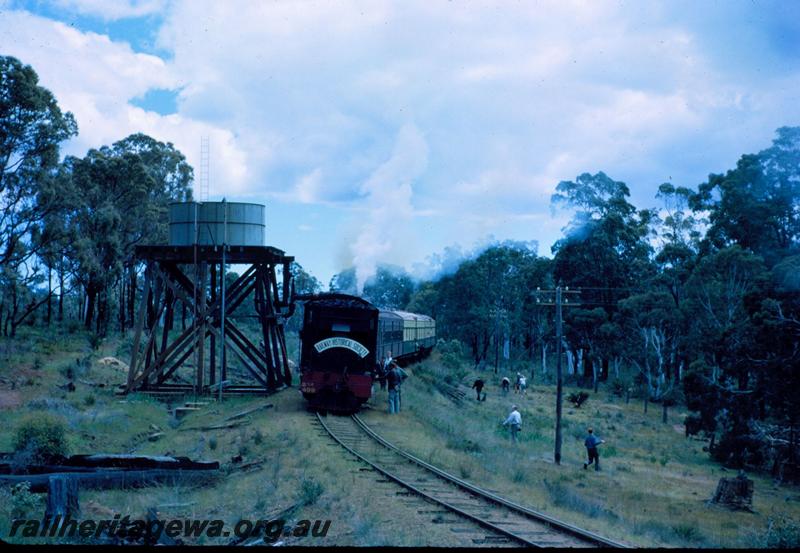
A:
[168,201,265,246]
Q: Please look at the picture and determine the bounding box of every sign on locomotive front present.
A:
[313,338,370,358]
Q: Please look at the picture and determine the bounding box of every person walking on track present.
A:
[501,376,510,396]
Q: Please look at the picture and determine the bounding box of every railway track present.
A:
[315,412,628,548]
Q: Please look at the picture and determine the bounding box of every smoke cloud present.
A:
[351,124,428,292]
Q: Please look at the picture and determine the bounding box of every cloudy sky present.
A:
[2,0,799,287]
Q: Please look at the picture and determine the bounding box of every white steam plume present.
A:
[351,124,428,292]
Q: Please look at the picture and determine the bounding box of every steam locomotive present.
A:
[298,293,436,412]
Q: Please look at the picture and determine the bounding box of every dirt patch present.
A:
[98,357,128,371]
[0,389,22,410]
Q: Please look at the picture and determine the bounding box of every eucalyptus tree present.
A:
[551,171,657,380]
[0,56,77,334]
[62,135,192,334]
[691,127,800,267]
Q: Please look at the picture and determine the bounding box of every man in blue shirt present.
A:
[583,427,605,471]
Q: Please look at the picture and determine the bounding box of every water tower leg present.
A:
[195,261,207,394]
[209,263,217,386]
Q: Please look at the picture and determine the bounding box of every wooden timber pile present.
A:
[0,453,219,492]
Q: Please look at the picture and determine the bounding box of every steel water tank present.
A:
[168,202,265,246]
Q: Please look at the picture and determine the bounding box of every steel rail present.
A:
[317,412,629,548]
[352,414,628,548]
[316,412,537,547]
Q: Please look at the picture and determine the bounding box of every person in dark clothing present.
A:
[386,364,408,414]
[472,378,486,401]
[583,427,605,471]
[379,352,393,391]
[374,362,386,392]
[501,377,510,396]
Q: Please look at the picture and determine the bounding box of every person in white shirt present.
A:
[502,405,522,443]
[519,375,527,396]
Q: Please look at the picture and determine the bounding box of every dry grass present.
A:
[359,353,800,548]
[2,330,800,547]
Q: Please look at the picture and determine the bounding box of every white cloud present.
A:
[0,9,248,195]
[4,0,800,284]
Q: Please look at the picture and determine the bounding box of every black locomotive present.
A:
[298,293,435,412]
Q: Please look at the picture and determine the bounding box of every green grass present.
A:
[357,350,800,548]
[2,331,800,546]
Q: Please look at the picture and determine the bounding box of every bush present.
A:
[59,363,75,381]
[755,515,800,548]
[296,477,324,506]
[568,391,589,408]
[672,523,703,543]
[13,413,69,462]
[209,436,218,451]
[437,339,465,371]
[89,333,103,350]
[10,482,40,519]
[83,395,95,407]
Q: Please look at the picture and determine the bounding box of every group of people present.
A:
[500,405,606,469]
[502,373,528,395]
[377,360,606,469]
[374,351,408,414]
[475,373,528,401]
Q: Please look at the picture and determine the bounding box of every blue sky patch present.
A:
[130,88,180,115]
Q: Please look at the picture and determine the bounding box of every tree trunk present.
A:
[541,342,547,375]
[662,402,668,424]
[9,284,19,337]
[47,265,52,326]
[58,257,65,321]
[584,351,593,380]
[85,285,97,330]
[118,277,125,333]
[46,475,80,518]
[128,266,137,327]
[593,359,599,393]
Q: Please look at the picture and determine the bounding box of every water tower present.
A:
[123,200,295,395]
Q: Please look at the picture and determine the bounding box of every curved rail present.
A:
[351,414,627,548]
[316,412,628,548]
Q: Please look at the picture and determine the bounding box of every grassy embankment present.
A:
[0,327,472,546]
[1,326,799,546]
[359,353,800,548]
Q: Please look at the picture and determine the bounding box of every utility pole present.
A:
[533,286,580,465]
[555,286,563,465]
